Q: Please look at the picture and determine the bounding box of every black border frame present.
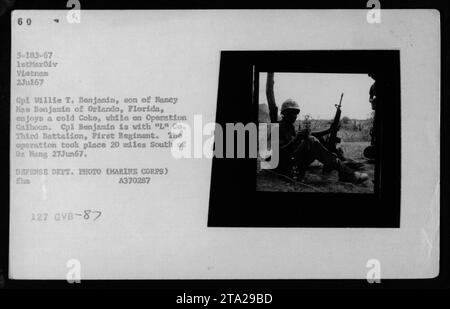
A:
[0,0,448,291]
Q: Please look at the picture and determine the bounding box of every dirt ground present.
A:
[257,141,375,193]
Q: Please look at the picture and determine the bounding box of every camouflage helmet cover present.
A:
[280,99,300,112]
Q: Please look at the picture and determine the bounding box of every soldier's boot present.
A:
[334,159,369,184]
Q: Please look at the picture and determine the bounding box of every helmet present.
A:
[280,99,300,112]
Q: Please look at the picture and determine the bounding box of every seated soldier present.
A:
[276,99,368,184]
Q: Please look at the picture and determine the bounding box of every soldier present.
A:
[276,99,369,184]
[368,73,377,146]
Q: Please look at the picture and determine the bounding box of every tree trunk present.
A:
[266,72,278,123]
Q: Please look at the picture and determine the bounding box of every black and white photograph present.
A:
[257,72,377,194]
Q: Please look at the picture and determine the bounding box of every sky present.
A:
[259,72,374,120]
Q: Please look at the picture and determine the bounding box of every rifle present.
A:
[325,93,344,159]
